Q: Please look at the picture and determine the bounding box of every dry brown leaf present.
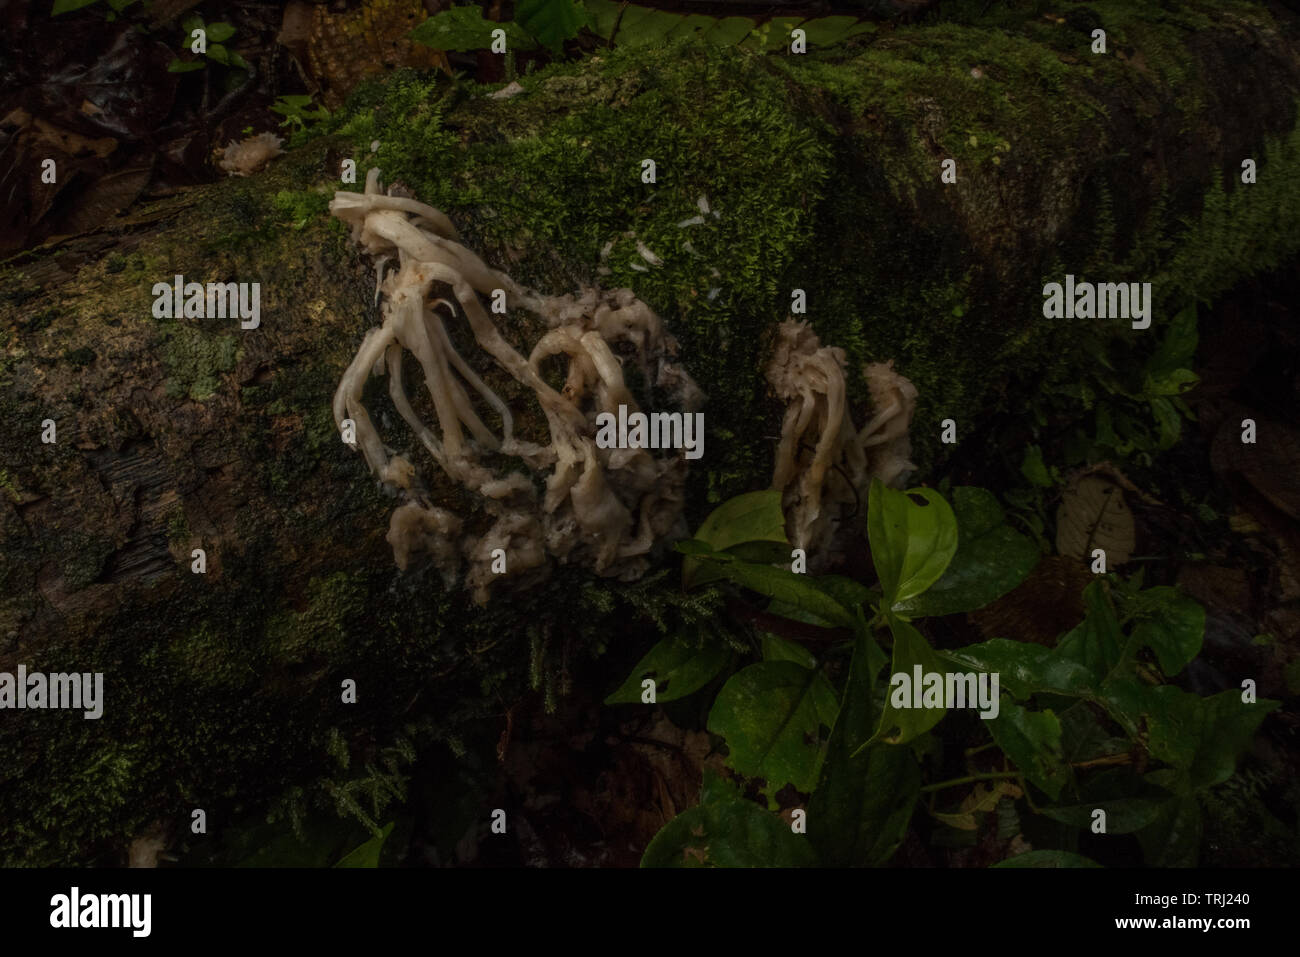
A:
[970,554,1092,646]
[1056,474,1135,565]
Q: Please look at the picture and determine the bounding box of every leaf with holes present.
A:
[867,480,959,608]
[641,769,818,867]
[604,637,730,704]
[859,611,947,751]
[708,660,838,798]
[895,486,1040,618]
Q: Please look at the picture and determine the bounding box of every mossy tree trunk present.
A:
[3,0,1300,864]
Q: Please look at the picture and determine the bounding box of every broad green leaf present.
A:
[641,769,817,867]
[1129,586,1204,676]
[1100,682,1278,789]
[809,628,915,865]
[1149,396,1182,449]
[682,489,787,589]
[206,43,230,65]
[939,640,1096,701]
[867,480,958,607]
[894,487,1040,617]
[708,661,838,798]
[515,0,593,52]
[861,612,947,749]
[53,0,101,12]
[205,21,236,43]
[1056,582,1124,679]
[987,702,1069,799]
[1138,792,1201,867]
[700,16,755,46]
[333,821,394,868]
[761,632,817,669]
[604,637,729,704]
[1039,769,1170,834]
[993,850,1102,868]
[698,557,855,628]
[167,59,206,73]
[411,8,536,52]
[1057,702,1131,764]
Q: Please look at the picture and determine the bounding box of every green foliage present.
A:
[410,0,875,57]
[271,95,331,135]
[617,481,1276,867]
[868,480,958,608]
[641,769,818,867]
[168,16,251,75]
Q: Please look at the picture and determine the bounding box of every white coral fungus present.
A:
[218,132,283,177]
[767,321,918,556]
[331,170,703,603]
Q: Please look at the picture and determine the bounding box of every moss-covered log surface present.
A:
[3,0,1300,865]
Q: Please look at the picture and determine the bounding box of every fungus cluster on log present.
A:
[767,320,918,560]
[331,170,704,603]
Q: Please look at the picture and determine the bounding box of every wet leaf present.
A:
[515,0,593,53]
[1039,769,1170,834]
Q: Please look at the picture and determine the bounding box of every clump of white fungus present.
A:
[331,170,703,603]
[767,320,918,559]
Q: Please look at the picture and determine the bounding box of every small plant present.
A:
[168,15,251,75]
[611,481,1276,867]
[271,95,331,134]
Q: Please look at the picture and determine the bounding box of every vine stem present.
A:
[920,771,1022,793]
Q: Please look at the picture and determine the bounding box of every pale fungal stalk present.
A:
[767,320,918,558]
[332,170,703,603]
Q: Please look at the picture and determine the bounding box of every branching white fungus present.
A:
[332,170,703,603]
[767,321,918,557]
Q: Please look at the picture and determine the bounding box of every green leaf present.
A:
[707,661,838,798]
[682,489,787,589]
[205,43,230,65]
[1056,582,1124,679]
[867,480,958,608]
[987,702,1069,799]
[862,612,947,749]
[697,556,855,628]
[604,637,729,704]
[641,769,817,867]
[515,0,594,52]
[1020,444,1053,488]
[809,629,917,865]
[700,15,755,46]
[1038,769,1171,834]
[333,821,394,868]
[205,21,236,43]
[760,632,817,669]
[52,0,101,13]
[894,487,1040,618]
[1138,792,1201,867]
[993,850,1102,868]
[410,8,536,52]
[797,15,875,46]
[1100,682,1278,789]
[1128,586,1204,676]
[1143,304,1198,390]
[939,640,1096,701]
[167,58,206,73]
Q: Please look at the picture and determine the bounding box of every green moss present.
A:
[160,326,239,400]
